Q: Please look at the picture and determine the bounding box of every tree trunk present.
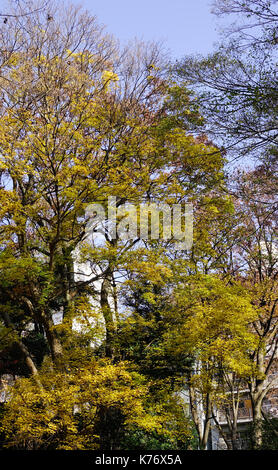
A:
[40,310,63,362]
[100,276,116,358]
[252,396,263,449]
[1,311,42,387]
[188,382,211,450]
[250,377,265,449]
[28,285,63,364]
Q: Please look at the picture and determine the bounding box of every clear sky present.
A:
[71,0,220,59]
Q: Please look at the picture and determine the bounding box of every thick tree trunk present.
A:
[100,276,116,358]
[200,395,212,450]
[39,309,63,362]
[16,341,42,388]
[200,418,211,450]
[1,311,42,387]
[250,349,267,449]
[252,395,263,449]
[28,285,63,363]
[250,376,265,449]
[231,429,240,450]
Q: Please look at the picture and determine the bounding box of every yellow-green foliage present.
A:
[164,275,258,377]
[0,359,164,450]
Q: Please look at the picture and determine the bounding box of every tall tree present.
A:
[0,0,225,450]
[175,0,278,165]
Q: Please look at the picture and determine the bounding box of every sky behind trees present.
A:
[70,0,220,57]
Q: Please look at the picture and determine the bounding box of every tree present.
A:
[228,168,278,448]
[1,358,166,450]
[174,1,278,448]
[0,0,226,450]
[160,274,257,449]
[0,0,50,22]
[175,0,278,165]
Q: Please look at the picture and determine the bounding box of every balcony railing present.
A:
[218,407,253,423]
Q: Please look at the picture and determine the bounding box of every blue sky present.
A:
[71,0,221,58]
